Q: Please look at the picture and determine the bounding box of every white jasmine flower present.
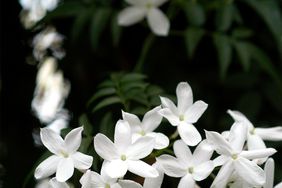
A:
[205,122,277,188]
[80,164,142,188]
[94,120,159,178]
[227,110,282,164]
[32,57,70,125]
[19,0,59,28]
[122,106,169,150]
[159,82,208,146]
[118,0,170,36]
[157,139,214,188]
[34,127,93,182]
[36,177,70,188]
[143,162,164,188]
[263,158,282,188]
[47,111,70,134]
[32,27,65,61]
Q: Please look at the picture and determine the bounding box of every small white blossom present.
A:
[32,57,70,127]
[118,0,170,36]
[159,82,208,146]
[32,27,65,61]
[143,162,164,188]
[205,122,277,188]
[263,158,282,188]
[157,139,214,188]
[80,164,142,188]
[227,110,282,164]
[35,177,70,188]
[122,106,169,150]
[19,0,59,28]
[94,120,159,178]
[34,127,93,182]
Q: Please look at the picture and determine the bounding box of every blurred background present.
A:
[1,0,282,187]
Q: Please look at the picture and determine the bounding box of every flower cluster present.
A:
[33,82,282,188]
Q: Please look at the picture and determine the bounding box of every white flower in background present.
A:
[34,127,93,182]
[118,0,170,36]
[80,164,142,188]
[94,120,159,178]
[19,0,59,28]
[122,106,169,150]
[227,110,282,164]
[47,110,70,134]
[263,158,282,188]
[205,122,277,188]
[33,27,65,61]
[157,139,214,188]
[159,82,208,146]
[143,162,164,188]
[35,177,70,188]
[32,57,70,127]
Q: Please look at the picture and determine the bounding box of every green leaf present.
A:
[90,8,112,49]
[185,27,205,58]
[71,9,91,43]
[233,41,251,71]
[92,96,122,112]
[120,73,147,83]
[213,34,232,78]
[236,92,262,119]
[79,114,93,136]
[231,28,253,39]
[87,87,116,106]
[215,3,234,31]
[243,0,282,55]
[98,80,115,88]
[99,112,114,139]
[111,13,123,47]
[121,82,148,92]
[184,2,206,26]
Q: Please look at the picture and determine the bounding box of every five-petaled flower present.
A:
[94,120,159,178]
[205,122,277,188]
[159,82,208,146]
[34,127,93,182]
[118,0,170,36]
[157,139,214,188]
[122,106,169,150]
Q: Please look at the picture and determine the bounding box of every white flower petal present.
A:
[127,136,154,159]
[247,134,267,164]
[184,101,208,124]
[118,6,146,26]
[192,139,214,165]
[142,106,162,132]
[122,110,141,132]
[147,8,170,36]
[205,130,232,156]
[143,163,164,188]
[192,161,214,181]
[275,182,282,188]
[106,159,128,178]
[156,154,186,177]
[94,133,119,161]
[49,177,70,188]
[160,96,178,114]
[240,148,276,160]
[40,127,65,155]
[256,127,282,141]
[227,110,254,129]
[158,108,179,126]
[41,0,59,11]
[128,160,159,178]
[34,155,60,179]
[80,170,104,187]
[178,122,201,146]
[72,152,93,170]
[173,140,192,166]
[175,82,193,114]
[228,122,247,152]
[234,157,265,186]
[112,183,122,188]
[213,155,229,167]
[148,132,169,149]
[118,180,142,188]
[114,120,132,152]
[264,158,274,188]
[178,174,195,188]
[64,127,83,154]
[56,157,74,182]
[211,161,233,188]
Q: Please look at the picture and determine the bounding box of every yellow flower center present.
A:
[121,154,127,161]
[188,167,194,174]
[105,184,110,188]
[232,154,238,160]
[146,3,153,9]
[139,130,146,136]
[179,115,185,121]
[249,128,255,135]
